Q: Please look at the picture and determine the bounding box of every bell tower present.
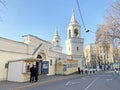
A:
[65,9,84,68]
[52,27,62,53]
[67,9,81,39]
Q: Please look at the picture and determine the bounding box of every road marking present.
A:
[106,79,113,81]
[65,81,71,86]
[96,75,112,77]
[84,78,97,90]
[65,81,80,86]
[82,77,87,80]
[105,71,114,73]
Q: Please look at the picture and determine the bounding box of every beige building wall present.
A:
[0,51,30,81]
[56,59,78,75]
[84,45,91,66]
[0,35,74,81]
[84,43,114,68]
[0,37,31,81]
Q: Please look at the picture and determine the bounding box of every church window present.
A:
[37,55,42,59]
[69,30,71,38]
[56,40,59,45]
[74,29,78,37]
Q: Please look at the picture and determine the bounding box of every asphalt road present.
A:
[25,71,120,90]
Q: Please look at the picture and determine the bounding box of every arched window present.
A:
[74,29,78,37]
[37,55,42,59]
[56,40,59,46]
[69,30,71,38]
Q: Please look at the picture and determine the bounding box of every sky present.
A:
[0,0,116,53]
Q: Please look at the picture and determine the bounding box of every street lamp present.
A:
[86,29,90,33]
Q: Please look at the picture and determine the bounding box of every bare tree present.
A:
[0,0,6,20]
[105,0,120,39]
[0,0,5,6]
[96,0,120,62]
[105,0,120,62]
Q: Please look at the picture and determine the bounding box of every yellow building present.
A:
[56,59,78,75]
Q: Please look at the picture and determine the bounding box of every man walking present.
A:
[34,65,38,82]
[30,65,35,83]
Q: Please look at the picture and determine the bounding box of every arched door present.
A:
[36,55,42,74]
[36,54,48,75]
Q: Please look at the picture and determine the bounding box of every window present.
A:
[69,30,71,38]
[5,63,8,68]
[56,40,59,45]
[104,55,105,59]
[77,47,79,51]
[69,48,70,51]
[37,55,42,59]
[26,64,30,72]
[104,51,105,53]
[74,29,78,37]
[50,59,52,66]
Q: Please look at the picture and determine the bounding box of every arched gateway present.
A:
[36,52,49,75]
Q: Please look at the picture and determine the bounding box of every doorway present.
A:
[36,55,42,75]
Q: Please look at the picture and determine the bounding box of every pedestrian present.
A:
[81,70,83,75]
[78,67,80,74]
[34,65,38,82]
[30,65,35,83]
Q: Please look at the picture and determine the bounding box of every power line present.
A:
[76,0,89,32]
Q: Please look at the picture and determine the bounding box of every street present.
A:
[25,71,120,90]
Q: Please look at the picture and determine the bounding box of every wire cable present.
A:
[76,0,86,30]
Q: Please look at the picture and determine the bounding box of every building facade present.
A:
[0,9,84,81]
[84,43,114,70]
[65,9,84,69]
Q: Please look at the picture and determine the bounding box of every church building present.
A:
[0,9,84,82]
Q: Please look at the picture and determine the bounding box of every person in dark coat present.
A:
[78,67,80,74]
[34,65,38,82]
[30,65,35,83]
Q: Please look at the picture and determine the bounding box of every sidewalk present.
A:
[0,74,80,90]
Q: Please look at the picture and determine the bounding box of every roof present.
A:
[8,58,40,63]
[69,9,79,25]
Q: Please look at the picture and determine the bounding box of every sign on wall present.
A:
[42,61,49,74]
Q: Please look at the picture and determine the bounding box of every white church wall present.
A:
[0,37,28,54]
[7,61,23,82]
[0,50,33,81]
[48,57,56,75]
[0,58,8,81]
[23,35,52,55]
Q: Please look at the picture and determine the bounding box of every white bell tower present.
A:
[52,27,62,53]
[65,9,84,69]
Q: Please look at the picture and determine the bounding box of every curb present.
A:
[13,75,80,90]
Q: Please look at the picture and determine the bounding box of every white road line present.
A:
[82,77,87,80]
[96,75,113,77]
[65,81,81,86]
[106,79,113,81]
[65,81,71,86]
[84,78,97,90]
